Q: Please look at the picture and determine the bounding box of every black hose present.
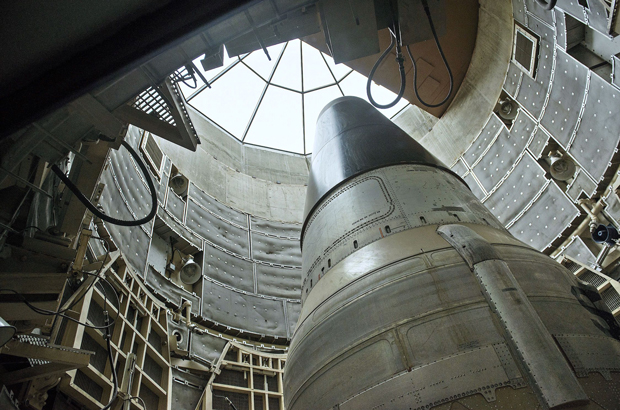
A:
[51,140,157,227]
[535,0,557,10]
[366,28,407,109]
[101,312,119,410]
[407,1,453,108]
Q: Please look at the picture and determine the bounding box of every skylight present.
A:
[180,40,409,155]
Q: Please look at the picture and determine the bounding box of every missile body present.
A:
[283,97,620,410]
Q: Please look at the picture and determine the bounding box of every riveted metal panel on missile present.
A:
[283,97,620,410]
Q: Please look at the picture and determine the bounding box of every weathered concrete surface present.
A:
[417,0,513,166]
[392,104,439,142]
[187,104,309,185]
[156,134,306,223]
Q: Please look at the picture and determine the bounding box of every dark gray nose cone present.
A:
[303,96,451,226]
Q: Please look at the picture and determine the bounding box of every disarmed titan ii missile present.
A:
[283,97,620,410]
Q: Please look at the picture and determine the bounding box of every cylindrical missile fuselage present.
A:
[283,97,620,410]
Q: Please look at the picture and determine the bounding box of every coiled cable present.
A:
[366,25,407,109]
[51,140,157,227]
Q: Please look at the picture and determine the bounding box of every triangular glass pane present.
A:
[303,86,344,154]
[302,42,337,91]
[339,70,409,118]
[188,64,266,139]
[244,86,304,153]
[322,52,352,81]
[271,40,302,92]
[242,43,285,80]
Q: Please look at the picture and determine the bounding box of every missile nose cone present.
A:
[304,96,448,225]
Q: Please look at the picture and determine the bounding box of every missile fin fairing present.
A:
[283,97,620,410]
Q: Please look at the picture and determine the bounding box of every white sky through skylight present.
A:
[180,40,409,155]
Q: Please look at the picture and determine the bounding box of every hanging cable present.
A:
[100,311,119,410]
[210,385,239,410]
[366,24,407,109]
[535,0,557,10]
[126,396,147,409]
[51,140,157,227]
[407,0,453,108]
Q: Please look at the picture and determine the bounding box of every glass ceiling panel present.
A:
[188,63,265,138]
[301,42,337,91]
[241,43,285,81]
[271,41,302,92]
[244,85,304,153]
[304,86,344,153]
[322,52,352,81]
[181,40,409,155]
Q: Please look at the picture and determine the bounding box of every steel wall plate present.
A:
[528,127,550,159]
[145,266,201,315]
[450,158,468,177]
[204,243,254,293]
[166,188,186,223]
[473,112,534,192]
[557,0,587,23]
[107,150,155,234]
[603,191,620,227]
[569,73,620,182]
[515,26,554,120]
[114,130,166,210]
[188,183,248,227]
[613,54,620,90]
[555,9,567,49]
[148,232,169,276]
[187,199,250,258]
[513,0,527,25]
[171,368,208,410]
[525,0,556,27]
[286,300,301,339]
[482,153,547,226]
[464,173,486,200]
[256,264,302,299]
[509,181,579,250]
[168,315,191,352]
[251,232,302,267]
[566,168,597,201]
[250,216,301,239]
[154,207,202,252]
[189,329,228,366]
[463,114,504,168]
[585,0,612,36]
[540,48,588,148]
[99,168,151,276]
[505,62,524,98]
[201,278,287,338]
[562,235,597,267]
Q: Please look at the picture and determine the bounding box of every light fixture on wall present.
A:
[548,151,576,182]
[497,97,518,121]
[179,256,202,285]
[170,171,189,196]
